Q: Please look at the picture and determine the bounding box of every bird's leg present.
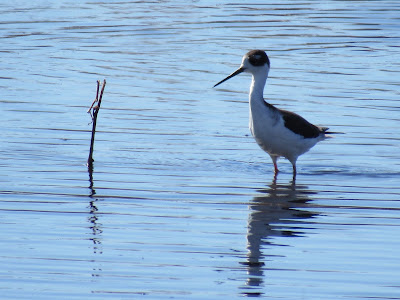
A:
[292,163,297,183]
[270,156,279,176]
[274,162,279,175]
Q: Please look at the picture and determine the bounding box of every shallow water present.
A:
[1,1,400,299]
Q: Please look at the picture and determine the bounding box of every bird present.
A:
[214,50,333,181]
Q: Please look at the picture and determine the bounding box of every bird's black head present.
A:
[246,50,270,68]
[213,49,271,88]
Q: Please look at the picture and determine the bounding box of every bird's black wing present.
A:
[280,109,323,138]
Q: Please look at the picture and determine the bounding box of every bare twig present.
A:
[87,82,100,114]
[87,79,106,169]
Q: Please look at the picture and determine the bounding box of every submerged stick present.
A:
[87,79,106,169]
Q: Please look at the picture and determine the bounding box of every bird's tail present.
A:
[322,127,344,135]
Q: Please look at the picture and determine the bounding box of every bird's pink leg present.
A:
[271,156,279,175]
[274,161,279,175]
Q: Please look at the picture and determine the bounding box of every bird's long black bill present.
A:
[213,67,245,88]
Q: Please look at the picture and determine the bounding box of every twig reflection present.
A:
[88,164,103,276]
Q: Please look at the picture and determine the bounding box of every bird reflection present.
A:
[240,181,319,297]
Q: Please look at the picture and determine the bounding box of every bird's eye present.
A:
[249,54,264,66]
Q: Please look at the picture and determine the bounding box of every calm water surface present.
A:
[1,1,400,299]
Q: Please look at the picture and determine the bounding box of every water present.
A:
[1,0,400,299]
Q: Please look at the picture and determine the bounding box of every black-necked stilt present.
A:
[214,50,332,180]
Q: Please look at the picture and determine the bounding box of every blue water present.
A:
[1,1,400,299]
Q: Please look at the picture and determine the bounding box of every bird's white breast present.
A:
[249,99,320,162]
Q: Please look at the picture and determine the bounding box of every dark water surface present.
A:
[1,1,400,299]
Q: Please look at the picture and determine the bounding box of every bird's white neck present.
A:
[249,70,268,104]
[248,69,270,137]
